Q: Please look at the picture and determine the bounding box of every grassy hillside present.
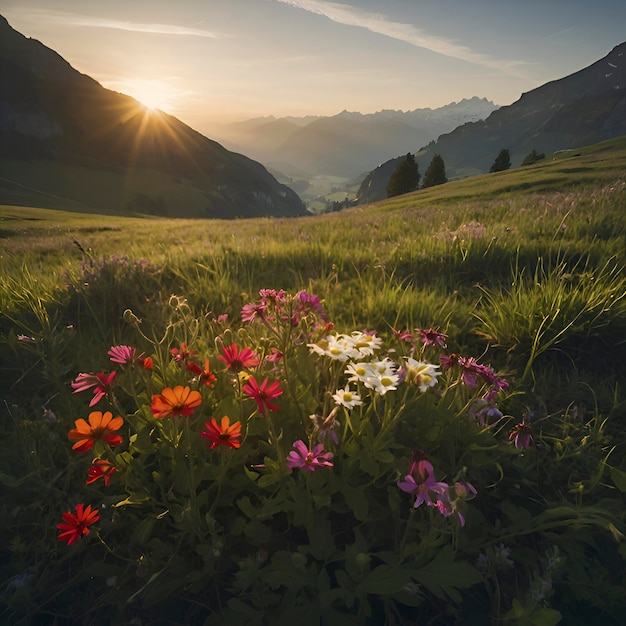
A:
[1,137,626,625]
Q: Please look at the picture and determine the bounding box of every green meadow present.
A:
[1,136,626,624]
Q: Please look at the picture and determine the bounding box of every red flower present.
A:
[171,342,197,363]
[57,503,100,545]
[188,359,217,388]
[242,376,283,415]
[86,459,117,486]
[138,354,153,370]
[71,371,117,407]
[201,416,242,449]
[150,385,202,419]
[217,343,260,372]
[68,411,124,453]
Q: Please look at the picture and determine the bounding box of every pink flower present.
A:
[71,372,117,407]
[217,343,260,372]
[241,302,268,323]
[286,440,334,472]
[242,376,283,414]
[108,345,136,365]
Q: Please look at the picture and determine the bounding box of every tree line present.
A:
[388,148,546,198]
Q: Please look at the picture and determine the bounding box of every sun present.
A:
[124,79,174,112]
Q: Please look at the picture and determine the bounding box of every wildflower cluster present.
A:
[59,289,522,550]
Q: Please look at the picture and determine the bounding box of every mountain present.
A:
[204,98,499,179]
[357,42,626,204]
[0,16,305,218]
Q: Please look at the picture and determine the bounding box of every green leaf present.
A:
[610,466,626,492]
[531,608,562,626]
[359,564,409,595]
[412,548,483,602]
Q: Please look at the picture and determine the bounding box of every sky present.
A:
[1,0,625,134]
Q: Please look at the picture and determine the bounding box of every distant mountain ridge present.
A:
[204,97,499,179]
[0,15,305,218]
[357,42,626,204]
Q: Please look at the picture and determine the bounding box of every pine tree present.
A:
[422,154,447,188]
[387,153,420,198]
[521,149,545,166]
[490,149,511,173]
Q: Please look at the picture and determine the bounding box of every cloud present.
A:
[275,0,525,73]
[8,8,227,38]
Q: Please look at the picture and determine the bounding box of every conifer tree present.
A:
[490,149,511,172]
[521,149,545,166]
[422,154,447,188]
[387,153,420,198]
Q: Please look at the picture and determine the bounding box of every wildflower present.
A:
[242,376,283,414]
[71,371,117,407]
[86,459,117,486]
[241,301,268,323]
[310,407,341,444]
[332,385,364,409]
[402,358,441,392]
[308,334,354,361]
[259,288,287,306]
[397,459,449,509]
[170,342,198,367]
[188,359,217,388]
[286,440,334,472]
[107,345,136,365]
[294,290,328,321]
[57,503,100,545]
[17,334,36,343]
[137,353,153,370]
[68,411,124,453]
[201,416,242,449]
[364,360,399,395]
[350,330,383,357]
[42,408,58,424]
[344,361,374,384]
[509,420,532,450]
[418,329,448,348]
[150,386,202,419]
[217,343,260,372]
[266,348,284,364]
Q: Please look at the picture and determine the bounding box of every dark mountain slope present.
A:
[357,42,626,204]
[0,16,305,218]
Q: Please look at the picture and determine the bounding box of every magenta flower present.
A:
[418,328,448,348]
[397,459,449,509]
[242,376,283,414]
[509,420,532,450]
[108,345,136,365]
[217,343,260,372]
[286,440,334,472]
[71,372,117,407]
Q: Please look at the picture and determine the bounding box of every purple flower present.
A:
[509,420,532,450]
[286,440,334,472]
[397,460,449,509]
[241,302,267,323]
[418,328,448,348]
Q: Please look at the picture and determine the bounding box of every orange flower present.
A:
[68,411,124,453]
[86,459,117,486]
[188,359,217,388]
[200,416,242,449]
[150,385,202,419]
[57,503,100,545]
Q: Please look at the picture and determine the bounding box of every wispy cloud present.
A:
[9,8,227,38]
[276,0,526,73]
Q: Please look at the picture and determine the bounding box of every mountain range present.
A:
[0,15,305,218]
[203,98,499,180]
[357,41,626,204]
